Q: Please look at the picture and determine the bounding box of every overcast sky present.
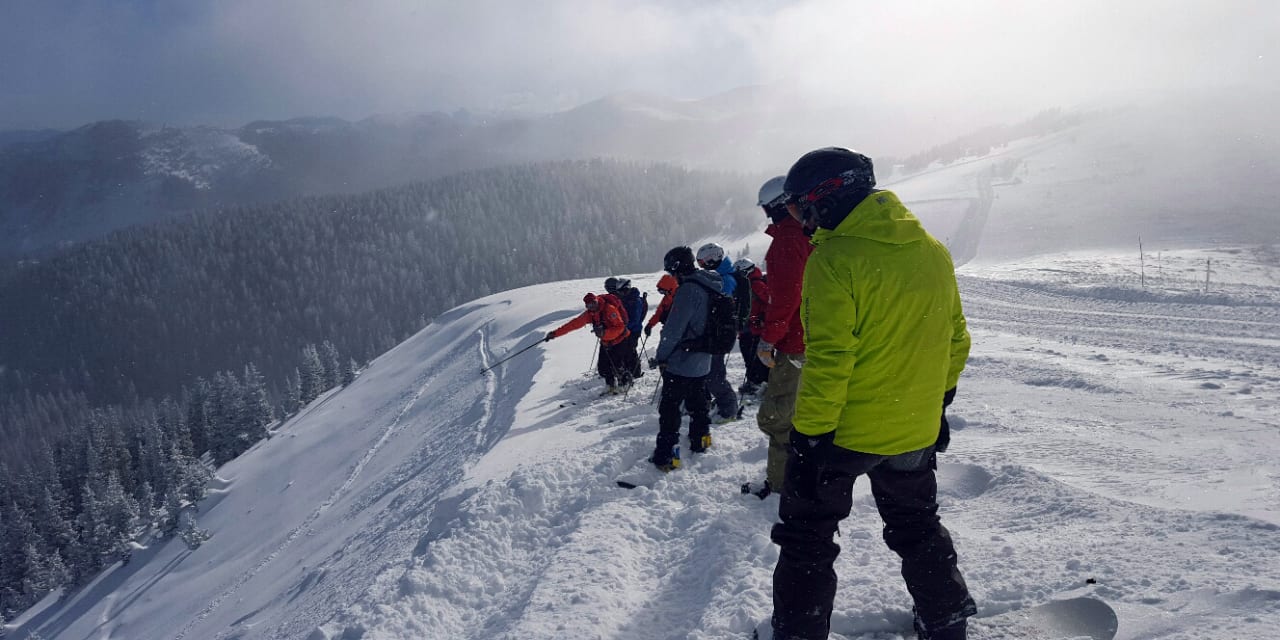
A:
[1,0,1275,130]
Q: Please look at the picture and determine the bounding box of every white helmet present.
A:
[696,242,726,269]
[757,175,787,207]
[732,258,755,273]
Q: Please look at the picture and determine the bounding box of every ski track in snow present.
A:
[173,369,436,640]
[477,325,497,447]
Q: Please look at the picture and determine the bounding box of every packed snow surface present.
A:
[12,246,1280,640]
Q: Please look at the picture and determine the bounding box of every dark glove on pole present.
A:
[937,386,957,453]
[787,429,835,497]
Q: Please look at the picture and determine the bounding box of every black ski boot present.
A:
[740,480,772,499]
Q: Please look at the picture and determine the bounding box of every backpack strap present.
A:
[676,277,727,352]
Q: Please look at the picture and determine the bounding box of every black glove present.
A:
[787,429,835,496]
[937,387,956,453]
[544,331,555,342]
[648,357,663,370]
[644,325,653,337]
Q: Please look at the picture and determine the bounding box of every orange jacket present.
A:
[551,293,630,346]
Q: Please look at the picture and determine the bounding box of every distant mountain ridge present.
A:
[0,87,976,258]
[6,86,1276,259]
[0,114,493,257]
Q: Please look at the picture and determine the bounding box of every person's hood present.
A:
[682,268,723,293]
[715,258,735,277]
[656,273,679,292]
[811,190,927,247]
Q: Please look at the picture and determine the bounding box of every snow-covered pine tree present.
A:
[184,378,213,457]
[157,396,193,458]
[175,452,211,506]
[0,499,36,609]
[209,371,246,464]
[133,414,168,511]
[72,482,105,579]
[284,368,302,415]
[242,363,274,442]
[33,487,74,555]
[342,358,358,386]
[134,481,156,529]
[159,484,184,536]
[21,542,68,601]
[320,341,341,389]
[299,344,324,404]
[98,472,138,558]
[179,517,210,550]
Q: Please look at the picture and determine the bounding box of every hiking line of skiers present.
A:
[537,147,974,640]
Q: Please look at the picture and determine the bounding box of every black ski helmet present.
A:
[604,277,621,294]
[663,246,696,276]
[784,147,876,230]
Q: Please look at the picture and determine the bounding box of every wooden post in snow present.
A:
[1139,237,1145,289]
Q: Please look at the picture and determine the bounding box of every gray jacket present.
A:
[655,269,722,377]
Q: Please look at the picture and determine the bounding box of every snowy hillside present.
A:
[886,92,1280,265]
[11,246,1280,639]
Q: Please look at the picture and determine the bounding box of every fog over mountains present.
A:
[3,85,1277,260]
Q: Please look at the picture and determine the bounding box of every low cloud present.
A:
[1,0,1275,132]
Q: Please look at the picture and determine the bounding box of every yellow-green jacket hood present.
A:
[811,190,928,247]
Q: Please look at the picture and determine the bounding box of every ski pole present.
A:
[601,343,621,388]
[625,335,649,402]
[586,337,600,375]
[480,339,542,374]
[650,375,662,405]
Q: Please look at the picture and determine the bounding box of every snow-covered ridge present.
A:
[11,248,1280,639]
[140,126,272,190]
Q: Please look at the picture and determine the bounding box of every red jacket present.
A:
[761,217,811,354]
[746,267,769,336]
[645,274,679,330]
[551,293,630,346]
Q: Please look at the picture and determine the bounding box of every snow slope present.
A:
[884,93,1280,265]
[12,247,1280,640]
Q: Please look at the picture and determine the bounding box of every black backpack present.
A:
[681,278,739,355]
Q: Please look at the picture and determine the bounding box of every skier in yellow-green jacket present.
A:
[768,148,975,640]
